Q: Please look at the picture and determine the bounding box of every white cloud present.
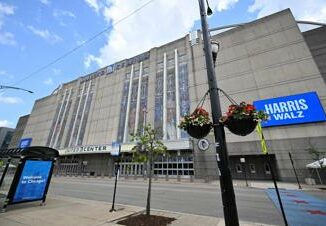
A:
[0,70,14,80]
[39,0,50,5]
[0,31,16,45]
[53,9,76,18]
[215,0,239,11]
[84,54,102,68]
[0,120,13,127]
[0,3,14,15]
[84,0,101,13]
[52,68,61,75]
[27,25,62,44]
[0,2,15,28]
[0,95,22,104]
[248,0,326,27]
[84,0,238,68]
[43,77,53,85]
[0,2,16,45]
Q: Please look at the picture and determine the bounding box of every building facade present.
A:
[21,9,326,182]
[0,127,14,150]
[8,114,30,148]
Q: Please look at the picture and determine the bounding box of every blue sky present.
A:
[1,0,325,128]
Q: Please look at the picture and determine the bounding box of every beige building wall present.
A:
[189,9,326,143]
[22,95,57,146]
[21,9,326,181]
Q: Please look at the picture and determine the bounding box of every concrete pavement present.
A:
[0,195,278,226]
[53,175,326,191]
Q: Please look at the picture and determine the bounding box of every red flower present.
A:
[245,104,255,112]
[219,102,268,123]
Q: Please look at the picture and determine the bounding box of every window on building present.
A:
[236,164,242,173]
[264,163,271,175]
[167,58,174,68]
[157,62,163,71]
[249,164,256,174]
[154,70,164,139]
[117,74,131,142]
[178,62,189,138]
[143,67,149,75]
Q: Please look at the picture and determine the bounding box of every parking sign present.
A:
[111,142,120,156]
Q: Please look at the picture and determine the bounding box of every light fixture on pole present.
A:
[205,0,213,16]
[197,0,239,225]
[0,85,33,94]
[211,41,220,67]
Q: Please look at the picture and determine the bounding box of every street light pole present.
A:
[0,85,33,93]
[197,0,239,225]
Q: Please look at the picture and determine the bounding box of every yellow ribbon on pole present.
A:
[256,121,268,154]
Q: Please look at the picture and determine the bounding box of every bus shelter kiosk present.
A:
[0,146,58,212]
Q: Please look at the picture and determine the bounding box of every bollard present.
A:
[190,175,194,183]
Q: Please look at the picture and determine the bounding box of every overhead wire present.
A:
[9,0,156,87]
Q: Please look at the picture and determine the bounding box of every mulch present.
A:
[117,214,176,226]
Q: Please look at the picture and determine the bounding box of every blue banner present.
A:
[19,138,32,148]
[13,160,52,203]
[254,92,326,127]
[111,141,120,156]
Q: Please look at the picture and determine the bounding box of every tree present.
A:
[307,140,325,184]
[307,140,325,167]
[131,124,167,216]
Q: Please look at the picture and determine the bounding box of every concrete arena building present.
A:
[0,127,14,150]
[21,9,326,182]
[8,114,29,149]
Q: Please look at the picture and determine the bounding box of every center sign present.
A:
[253,92,326,127]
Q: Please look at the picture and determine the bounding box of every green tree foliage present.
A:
[131,124,167,216]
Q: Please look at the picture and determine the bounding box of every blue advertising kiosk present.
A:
[0,146,58,212]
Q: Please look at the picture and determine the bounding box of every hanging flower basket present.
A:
[178,107,212,139]
[220,102,269,136]
[186,124,212,139]
[224,118,257,136]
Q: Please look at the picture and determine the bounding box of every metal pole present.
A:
[198,0,239,225]
[146,143,153,216]
[288,152,302,189]
[315,167,323,185]
[110,145,121,212]
[242,162,248,187]
[267,153,288,226]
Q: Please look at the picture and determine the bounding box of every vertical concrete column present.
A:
[123,65,134,143]
[135,62,143,133]
[50,89,68,147]
[53,89,72,148]
[69,82,86,147]
[175,49,181,139]
[76,80,92,146]
[163,53,167,140]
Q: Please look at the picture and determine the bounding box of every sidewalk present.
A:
[233,180,326,191]
[0,195,277,226]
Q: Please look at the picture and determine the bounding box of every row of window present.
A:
[235,163,271,174]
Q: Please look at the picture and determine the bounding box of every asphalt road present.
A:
[49,177,288,225]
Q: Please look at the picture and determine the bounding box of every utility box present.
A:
[0,146,58,212]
